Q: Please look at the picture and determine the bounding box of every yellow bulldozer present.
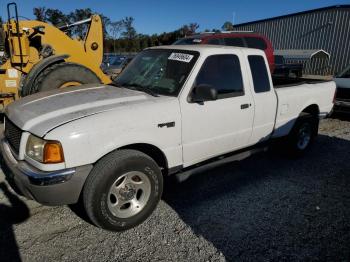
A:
[0,2,111,111]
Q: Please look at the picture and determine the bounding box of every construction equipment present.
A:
[0,2,111,111]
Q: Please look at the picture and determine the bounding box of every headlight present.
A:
[26,135,64,164]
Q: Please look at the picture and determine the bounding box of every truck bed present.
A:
[273,76,332,88]
[272,78,336,138]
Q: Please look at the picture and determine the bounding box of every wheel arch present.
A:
[300,104,320,118]
[273,103,320,138]
[300,104,320,136]
[117,143,169,175]
[86,142,170,176]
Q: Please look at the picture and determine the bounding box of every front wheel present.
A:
[83,150,163,231]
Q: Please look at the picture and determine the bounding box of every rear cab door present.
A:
[244,49,278,144]
[179,48,255,167]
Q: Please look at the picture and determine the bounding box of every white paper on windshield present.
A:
[168,53,194,63]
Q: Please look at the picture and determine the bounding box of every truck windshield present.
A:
[114,49,199,96]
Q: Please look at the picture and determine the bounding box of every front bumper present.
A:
[0,137,93,206]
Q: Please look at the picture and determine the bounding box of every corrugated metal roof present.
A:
[234,5,350,27]
[233,6,350,75]
[274,49,330,60]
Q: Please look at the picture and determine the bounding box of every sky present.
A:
[1,0,348,35]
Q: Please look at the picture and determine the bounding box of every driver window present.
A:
[195,54,244,99]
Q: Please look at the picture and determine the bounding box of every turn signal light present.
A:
[43,142,64,164]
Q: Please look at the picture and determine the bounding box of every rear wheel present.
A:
[26,62,101,94]
[83,149,163,231]
[285,113,318,156]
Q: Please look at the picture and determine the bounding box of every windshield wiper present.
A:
[121,83,160,97]
[110,82,123,88]
[139,85,160,97]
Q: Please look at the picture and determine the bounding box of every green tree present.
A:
[178,23,199,37]
[45,9,69,26]
[68,8,93,38]
[189,23,199,34]
[121,17,137,40]
[221,21,234,31]
[121,17,137,52]
[109,20,123,52]
[139,35,149,50]
[33,7,47,22]
[31,6,212,53]
[99,14,111,38]
[180,25,190,36]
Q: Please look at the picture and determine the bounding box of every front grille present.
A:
[4,117,22,154]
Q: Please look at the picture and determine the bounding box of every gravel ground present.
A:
[0,116,349,262]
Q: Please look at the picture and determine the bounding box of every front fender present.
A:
[44,106,183,170]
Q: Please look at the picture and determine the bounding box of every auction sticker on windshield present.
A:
[168,53,194,63]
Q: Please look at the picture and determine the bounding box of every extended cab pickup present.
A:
[0,46,336,231]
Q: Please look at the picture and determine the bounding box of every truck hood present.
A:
[5,84,160,137]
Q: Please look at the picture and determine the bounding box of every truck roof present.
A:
[148,44,266,56]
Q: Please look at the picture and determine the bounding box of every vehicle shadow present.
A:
[163,134,350,261]
[68,198,91,224]
[330,112,350,121]
[0,182,30,262]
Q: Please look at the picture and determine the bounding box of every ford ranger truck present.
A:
[0,45,336,231]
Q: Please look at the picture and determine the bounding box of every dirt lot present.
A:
[0,116,349,262]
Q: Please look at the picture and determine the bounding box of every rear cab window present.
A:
[224,37,245,47]
[206,38,221,45]
[244,37,267,50]
[195,54,244,99]
[248,55,271,93]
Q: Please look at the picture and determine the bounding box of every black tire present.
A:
[83,149,163,231]
[26,62,101,95]
[285,113,319,156]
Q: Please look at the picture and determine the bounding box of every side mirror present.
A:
[191,84,218,103]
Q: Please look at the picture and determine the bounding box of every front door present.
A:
[181,53,254,167]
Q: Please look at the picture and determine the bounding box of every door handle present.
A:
[241,103,251,109]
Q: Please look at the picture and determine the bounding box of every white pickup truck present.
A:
[0,45,335,231]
